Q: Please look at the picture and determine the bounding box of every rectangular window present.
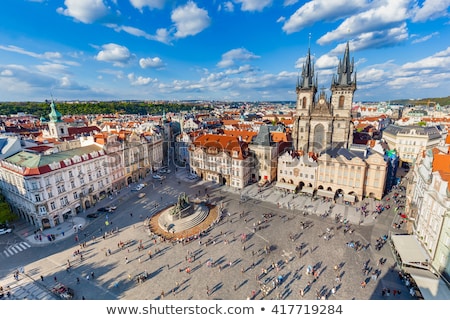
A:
[50,202,56,210]
[35,194,41,202]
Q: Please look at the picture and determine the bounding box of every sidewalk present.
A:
[23,216,87,246]
[220,182,381,226]
[16,178,155,246]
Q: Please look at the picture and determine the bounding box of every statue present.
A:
[168,192,193,221]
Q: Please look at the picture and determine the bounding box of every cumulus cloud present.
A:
[56,0,110,24]
[139,57,165,69]
[315,54,339,69]
[171,1,211,38]
[128,73,156,86]
[412,0,450,22]
[129,0,165,12]
[282,0,368,34]
[95,43,132,66]
[234,0,272,12]
[217,48,260,68]
[402,46,450,69]
[318,0,410,45]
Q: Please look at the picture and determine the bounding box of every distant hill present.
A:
[391,96,450,107]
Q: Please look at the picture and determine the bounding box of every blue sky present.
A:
[0,0,449,103]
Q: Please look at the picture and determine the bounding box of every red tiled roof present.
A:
[193,134,249,160]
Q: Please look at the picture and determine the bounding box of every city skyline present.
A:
[0,0,449,102]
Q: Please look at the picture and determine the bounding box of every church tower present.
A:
[330,42,357,148]
[292,41,356,154]
[47,100,69,139]
[292,48,317,151]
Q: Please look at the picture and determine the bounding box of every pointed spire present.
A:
[334,41,355,86]
[299,46,315,89]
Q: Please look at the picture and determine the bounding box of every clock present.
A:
[319,98,325,104]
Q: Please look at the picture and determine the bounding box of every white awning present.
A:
[275,182,297,191]
[316,189,335,198]
[391,235,428,266]
[343,194,356,202]
[300,186,314,195]
[403,267,450,300]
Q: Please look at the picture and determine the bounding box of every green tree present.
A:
[0,196,17,224]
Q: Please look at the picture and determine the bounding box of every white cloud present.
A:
[284,0,299,6]
[171,1,211,38]
[95,43,132,66]
[139,57,165,69]
[56,0,110,24]
[282,0,368,34]
[0,69,14,76]
[412,0,450,22]
[0,45,62,60]
[129,0,165,12]
[318,0,410,45]
[127,73,156,86]
[315,54,339,69]
[36,63,70,75]
[411,32,439,44]
[402,46,450,69]
[219,1,234,12]
[217,48,260,68]
[234,0,272,12]
[107,24,171,44]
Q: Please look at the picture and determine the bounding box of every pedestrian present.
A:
[299,288,304,297]
[76,277,80,284]
[125,257,129,264]
[40,275,44,281]
[54,276,57,282]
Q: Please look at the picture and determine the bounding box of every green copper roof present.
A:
[4,145,103,168]
[48,101,63,122]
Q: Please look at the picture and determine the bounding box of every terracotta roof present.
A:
[222,130,258,143]
[193,134,249,160]
[222,119,240,126]
[280,119,294,125]
[271,131,290,143]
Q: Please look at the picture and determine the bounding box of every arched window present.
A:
[338,95,345,109]
[302,97,307,109]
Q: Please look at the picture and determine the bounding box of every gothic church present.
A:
[292,42,356,153]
